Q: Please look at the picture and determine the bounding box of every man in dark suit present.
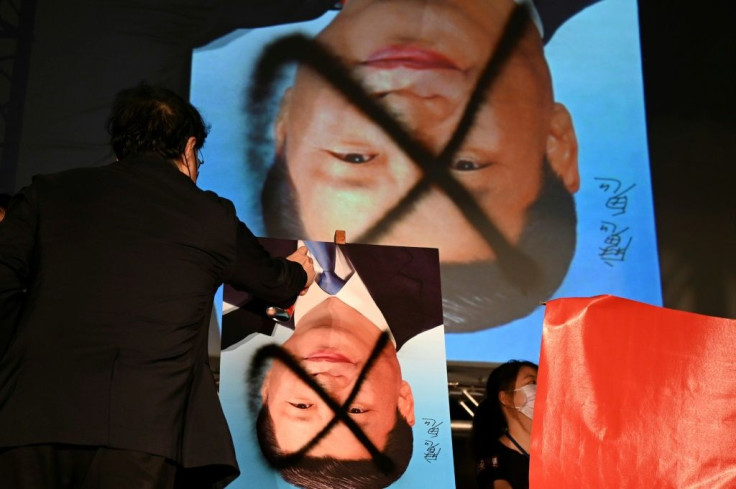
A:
[0,84,315,488]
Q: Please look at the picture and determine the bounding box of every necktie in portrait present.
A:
[305,241,347,295]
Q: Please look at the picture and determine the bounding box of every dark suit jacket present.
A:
[0,155,306,486]
[222,238,443,351]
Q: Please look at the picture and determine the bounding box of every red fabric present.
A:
[530,295,736,489]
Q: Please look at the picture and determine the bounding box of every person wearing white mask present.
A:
[472,360,539,489]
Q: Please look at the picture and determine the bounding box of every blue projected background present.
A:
[192,0,661,364]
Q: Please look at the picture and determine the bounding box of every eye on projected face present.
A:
[275,0,579,264]
[260,297,415,459]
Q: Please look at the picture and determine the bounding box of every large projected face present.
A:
[195,0,661,360]
[262,0,580,331]
[276,0,579,263]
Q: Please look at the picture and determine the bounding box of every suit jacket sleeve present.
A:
[222,220,306,305]
[221,238,298,350]
[0,184,38,355]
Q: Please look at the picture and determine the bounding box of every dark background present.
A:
[638,0,735,321]
[1,0,734,487]
[456,1,736,486]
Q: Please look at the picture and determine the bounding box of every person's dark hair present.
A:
[106,83,209,160]
[256,404,413,489]
[471,360,538,459]
[261,148,306,237]
[0,193,12,210]
[261,153,576,331]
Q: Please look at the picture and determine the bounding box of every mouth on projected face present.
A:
[362,46,460,70]
[304,350,355,364]
[349,44,474,110]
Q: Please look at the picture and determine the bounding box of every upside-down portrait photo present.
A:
[218,239,455,489]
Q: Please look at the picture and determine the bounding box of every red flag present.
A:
[531,295,736,489]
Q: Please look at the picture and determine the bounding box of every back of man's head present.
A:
[0,193,12,223]
[0,193,12,210]
[106,83,208,161]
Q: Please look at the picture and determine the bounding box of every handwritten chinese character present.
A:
[422,418,442,438]
[424,440,441,463]
[599,221,615,233]
[595,177,636,216]
[594,177,622,194]
[599,221,632,266]
[599,239,632,265]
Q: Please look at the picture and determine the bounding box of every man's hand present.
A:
[286,246,315,294]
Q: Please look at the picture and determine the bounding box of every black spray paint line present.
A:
[248,331,394,472]
[250,4,540,290]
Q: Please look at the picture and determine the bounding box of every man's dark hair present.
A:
[471,360,538,457]
[106,83,209,160]
[261,147,307,237]
[260,152,576,330]
[255,405,413,489]
[0,193,12,210]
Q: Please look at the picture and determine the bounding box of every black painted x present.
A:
[251,4,539,289]
[248,330,394,472]
[247,4,533,471]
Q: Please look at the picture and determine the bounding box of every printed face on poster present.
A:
[219,239,454,489]
[192,0,661,362]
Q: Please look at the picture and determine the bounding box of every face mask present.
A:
[514,383,536,420]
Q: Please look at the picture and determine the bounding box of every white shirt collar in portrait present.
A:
[294,240,396,346]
